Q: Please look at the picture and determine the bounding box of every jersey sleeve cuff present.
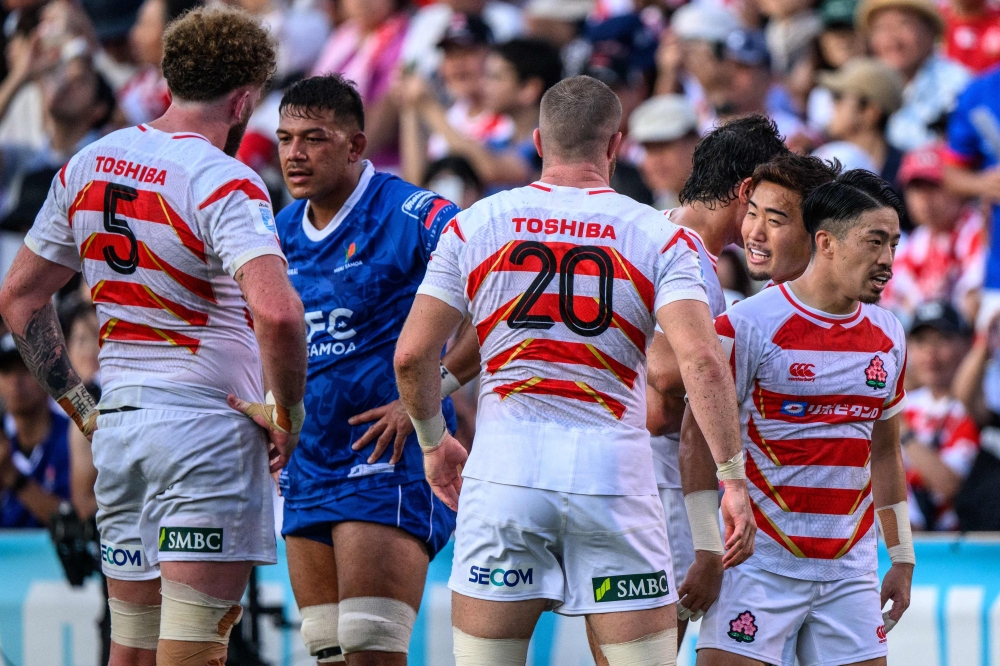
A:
[416,284,468,316]
[229,246,286,276]
[24,233,82,271]
[654,288,709,312]
[880,395,907,420]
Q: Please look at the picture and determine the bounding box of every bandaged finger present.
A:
[244,391,305,435]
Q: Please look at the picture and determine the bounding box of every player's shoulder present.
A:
[365,169,456,223]
[724,284,788,329]
[861,302,906,344]
[189,150,271,211]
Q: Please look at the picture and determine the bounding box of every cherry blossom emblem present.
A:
[864,356,888,390]
[728,611,758,643]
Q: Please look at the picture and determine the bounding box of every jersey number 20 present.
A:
[102,183,140,274]
[507,242,613,337]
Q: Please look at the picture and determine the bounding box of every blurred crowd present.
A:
[2,0,1000,533]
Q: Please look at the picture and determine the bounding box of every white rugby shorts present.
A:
[658,487,695,592]
[93,408,277,581]
[697,563,888,665]
[449,477,677,616]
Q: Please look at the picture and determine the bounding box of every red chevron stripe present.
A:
[746,451,872,515]
[90,280,209,326]
[424,198,451,229]
[484,338,638,388]
[753,501,874,560]
[99,317,201,354]
[199,178,269,210]
[493,377,627,419]
[747,417,871,468]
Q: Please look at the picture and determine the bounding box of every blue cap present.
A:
[725,29,770,68]
[583,14,658,86]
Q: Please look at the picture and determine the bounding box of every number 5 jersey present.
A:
[25,124,285,413]
[417,181,709,497]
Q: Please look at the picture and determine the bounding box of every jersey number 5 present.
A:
[507,242,614,337]
[103,183,140,274]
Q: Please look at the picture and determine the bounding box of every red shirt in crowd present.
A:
[944,5,1000,72]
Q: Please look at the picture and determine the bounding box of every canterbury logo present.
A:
[788,363,816,380]
[876,625,887,641]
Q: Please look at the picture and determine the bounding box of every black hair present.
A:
[751,153,841,204]
[802,169,906,240]
[92,70,116,131]
[491,38,564,96]
[278,74,365,130]
[678,114,788,208]
[423,155,482,192]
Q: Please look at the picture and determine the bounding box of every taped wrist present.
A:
[410,411,447,451]
[715,450,746,481]
[684,490,724,555]
[599,627,678,666]
[876,501,916,566]
[440,363,463,399]
[108,599,160,650]
[300,603,345,662]
[266,391,305,435]
[159,580,242,644]
[453,628,530,665]
[57,383,97,437]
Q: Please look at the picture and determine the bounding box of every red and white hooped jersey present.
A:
[418,181,709,495]
[26,124,284,413]
[717,283,907,581]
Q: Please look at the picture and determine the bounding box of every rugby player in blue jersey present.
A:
[273,75,474,665]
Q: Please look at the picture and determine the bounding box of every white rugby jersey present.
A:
[418,182,709,495]
[650,217,727,489]
[719,283,906,581]
[26,124,284,412]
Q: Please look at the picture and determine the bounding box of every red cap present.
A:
[899,143,945,186]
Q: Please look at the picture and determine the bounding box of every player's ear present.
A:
[737,177,753,204]
[533,129,543,159]
[230,86,256,124]
[348,131,367,162]
[814,229,835,257]
[607,131,623,162]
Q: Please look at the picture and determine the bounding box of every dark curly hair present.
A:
[678,115,788,208]
[279,75,365,130]
[802,169,906,240]
[751,153,842,204]
[162,7,276,103]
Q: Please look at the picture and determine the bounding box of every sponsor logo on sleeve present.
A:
[100,542,147,572]
[728,611,758,643]
[158,527,223,553]
[468,565,534,587]
[592,571,669,602]
[401,191,437,219]
[247,200,277,235]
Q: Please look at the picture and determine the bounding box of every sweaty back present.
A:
[418,182,708,495]
[26,124,285,412]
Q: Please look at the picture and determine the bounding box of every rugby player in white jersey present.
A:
[394,75,756,666]
[674,153,841,621]
[0,9,307,666]
[695,170,913,666]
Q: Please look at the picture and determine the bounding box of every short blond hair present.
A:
[539,76,622,163]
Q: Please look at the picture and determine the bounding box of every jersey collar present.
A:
[529,181,616,195]
[779,283,862,327]
[302,161,375,243]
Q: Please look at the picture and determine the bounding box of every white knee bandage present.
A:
[300,603,345,663]
[600,628,678,666]
[452,628,530,666]
[338,596,416,655]
[159,580,243,644]
[108,599,161,650]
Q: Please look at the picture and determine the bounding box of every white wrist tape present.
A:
[684,490,724,555]
[57,383,98,437]
[265,391,305,434]
[875,501,916,566]
[410,411,447,451]
[440,363,463,399]
[716,450,746,481]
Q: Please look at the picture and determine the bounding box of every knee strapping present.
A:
[338,596,416,655]
[300,603,345,663]
[157,639,228,666]
[600,628,678,666]
[108,599,160,651]
[159,580,243,645]
[452,628,530,666]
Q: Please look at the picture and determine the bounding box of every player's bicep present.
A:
[202,182,285,276]
[715,313,755,405]
[25,171,81,272]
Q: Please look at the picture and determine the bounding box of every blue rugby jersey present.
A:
[275,162,459,505]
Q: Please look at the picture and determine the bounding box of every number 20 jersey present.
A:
[417,182,709,496]
[25,125,284,412]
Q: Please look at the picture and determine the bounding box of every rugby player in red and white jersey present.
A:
[696,170,914,666]
[394,76,755,666]
[0,9,307,666]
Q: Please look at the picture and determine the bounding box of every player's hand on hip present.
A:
[677,551,724,621]
[720,479,756,568]
[349,399,414,465]
[227,392,304,474]
[422,431,467,511]
[880,562,913,630]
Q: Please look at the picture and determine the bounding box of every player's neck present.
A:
[309,163,364,230]
[538,163,610,189]
[671,203,735,256]
[149,104,233,152]
[787,266,859,315]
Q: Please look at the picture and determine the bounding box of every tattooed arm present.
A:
[0,246,96,437]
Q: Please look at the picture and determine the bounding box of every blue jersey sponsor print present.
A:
[275,162,459,506]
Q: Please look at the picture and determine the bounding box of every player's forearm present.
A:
[647,332,685,397]
[871,416,908,508]
[421,102,528,185]
[395,295,465,421]
[441,316,481,385]
[253,304,307,406]
[3,300,84,401]
[395,349,443,419]
[679,406,723,495]
[682,354,743,464]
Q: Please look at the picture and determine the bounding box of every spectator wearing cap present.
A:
[943,66,1000,334]
[400,13,513,184]
[902,301,979,531]
[0,333,73,528]
[758,0,823,77]
[400,0,523,78]
[629,94,698,210]
[669,2,739,133]
[525,0,593,51]
[857,0,971,152]
[883,143,984,318]
[818,0,866,68]
[942,0,1000,72]
[817,57,904,189]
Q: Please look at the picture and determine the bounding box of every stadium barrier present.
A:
[0,530,997,666]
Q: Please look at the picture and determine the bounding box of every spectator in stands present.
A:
[759,0,823,77]
[884,144,984,319]
[717,247,752,307]
[0,334,72,528]
[942,0,1000,72]
[668,2,738,133]
[81,0,143,91]
[524,0,593,59]
[423,155,483,210]
[902,301,979,531]
[817,0,865,69]
[857,0,970,152]
[817,57,904,190]
[944,65,1000,333]
[119,0,169,125]
[628,94,698,210]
